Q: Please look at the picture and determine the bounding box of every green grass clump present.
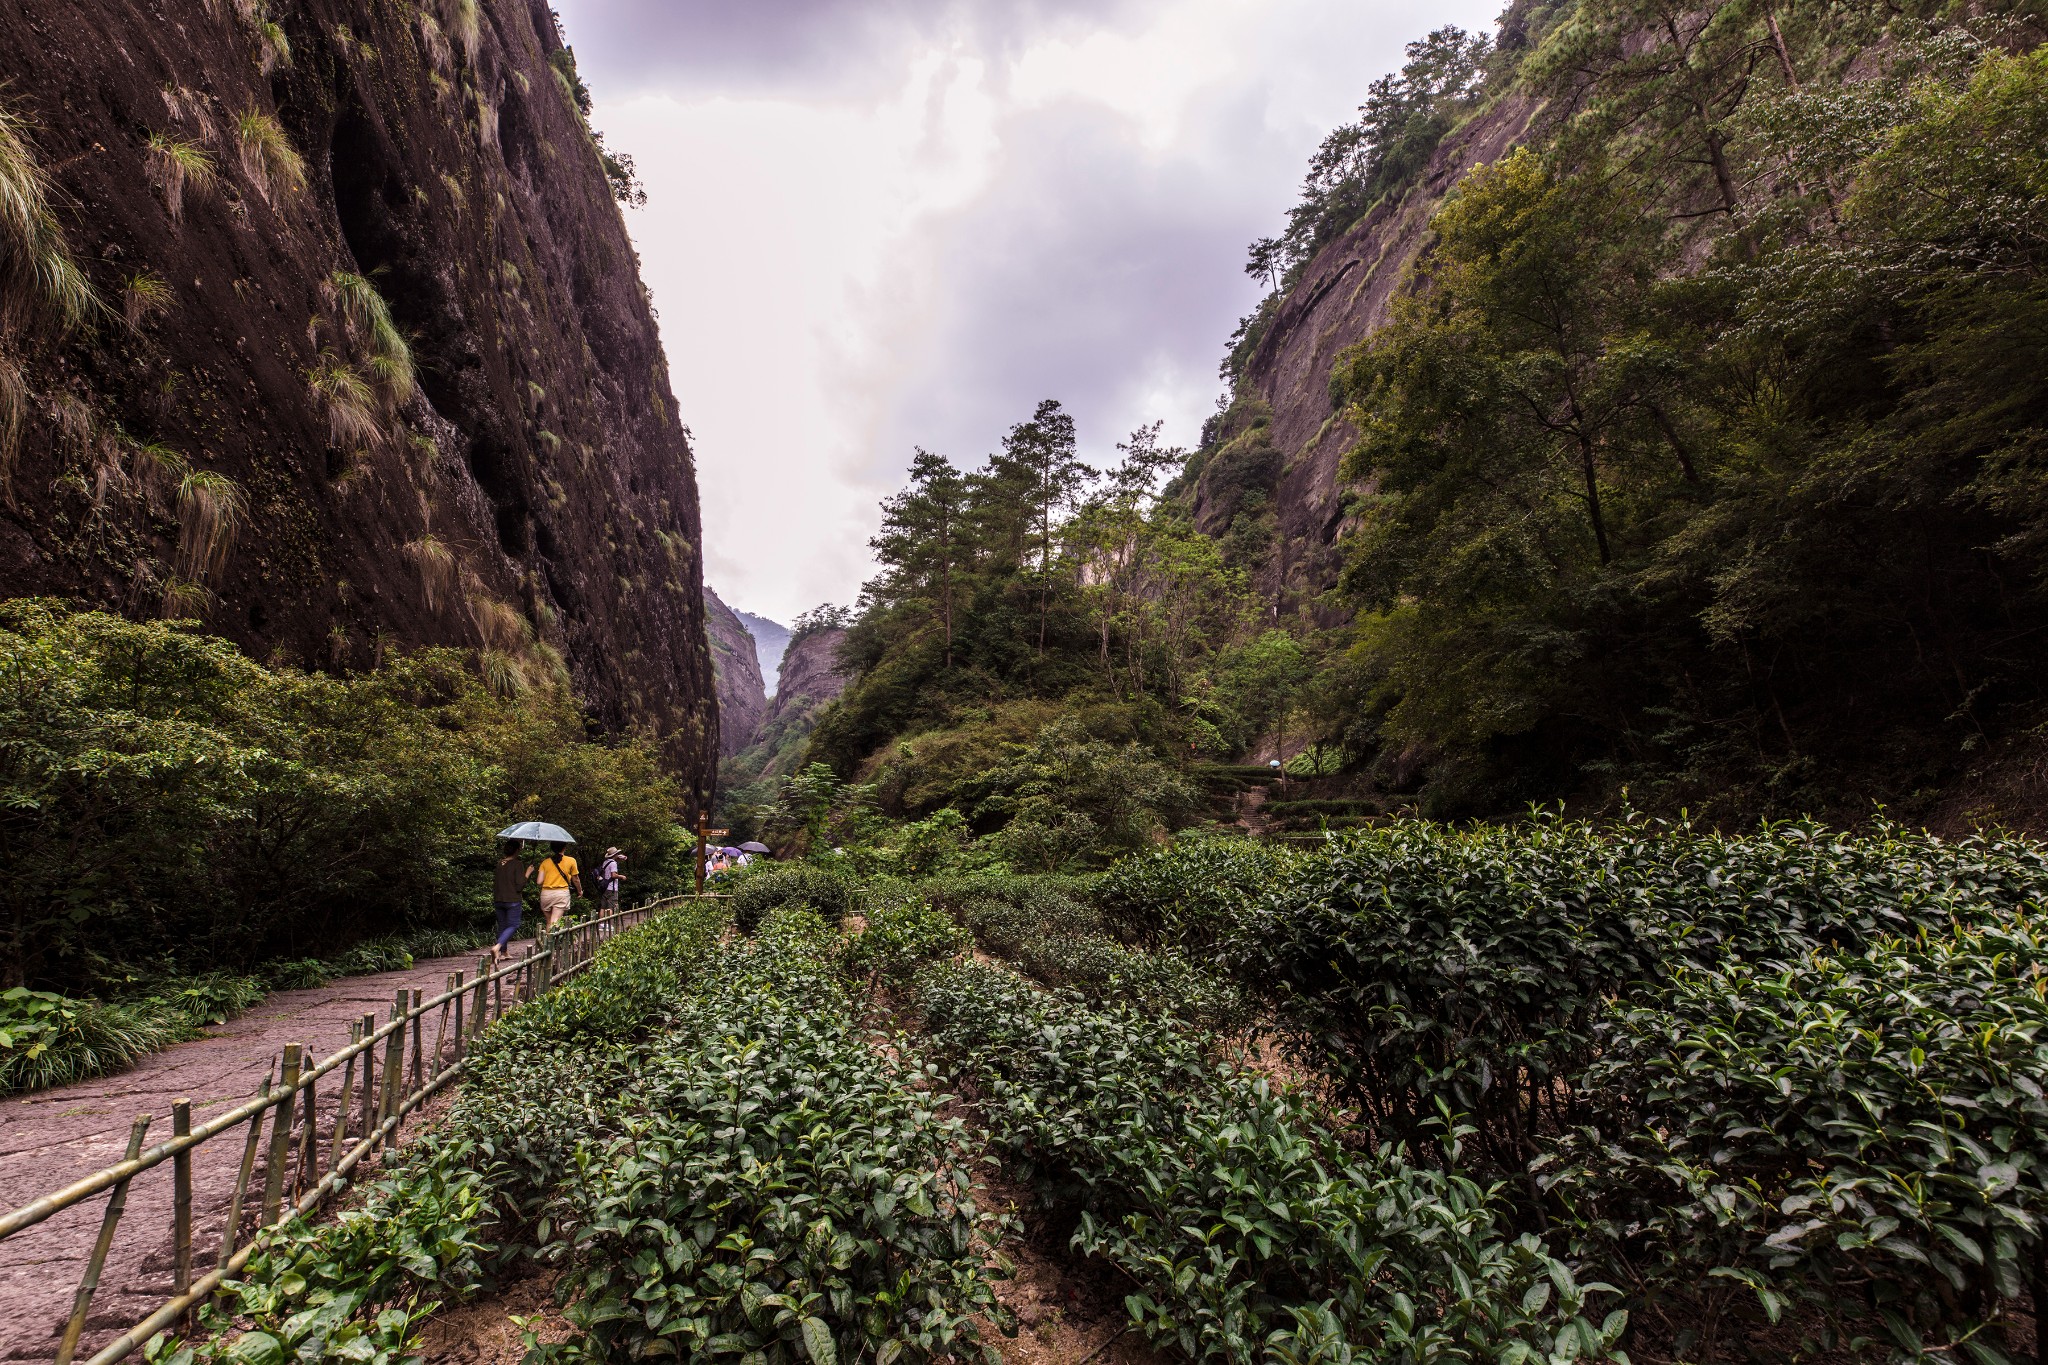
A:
[0,101,95,330]
[0,988,184,1096]
[235,109,306,202]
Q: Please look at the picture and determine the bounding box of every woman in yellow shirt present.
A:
[528,842,583,930]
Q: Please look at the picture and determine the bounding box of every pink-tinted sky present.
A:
[554,0,1501,624]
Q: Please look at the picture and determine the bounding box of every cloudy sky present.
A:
[553,0,1499,625]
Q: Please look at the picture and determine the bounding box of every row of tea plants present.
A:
[1096,819,2048,1360]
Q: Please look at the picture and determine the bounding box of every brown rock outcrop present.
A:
[0,0,714,793]
[732,625,851,785]
[704,584,767,756]
[1198,96,1541,605]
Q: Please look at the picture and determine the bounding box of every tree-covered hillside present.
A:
[802,0,2048,833]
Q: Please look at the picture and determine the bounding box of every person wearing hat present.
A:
[528,841,582,931]
[597,846,626,913]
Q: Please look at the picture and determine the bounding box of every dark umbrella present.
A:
[738,841,769,854]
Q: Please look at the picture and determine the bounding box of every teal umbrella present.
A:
[498,821,575,844]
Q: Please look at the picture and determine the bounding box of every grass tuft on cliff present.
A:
[236,109,306,202]
[143,132,218,224]
[0,102,96,331]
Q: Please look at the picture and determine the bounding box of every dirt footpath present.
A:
[0,950,494,1364]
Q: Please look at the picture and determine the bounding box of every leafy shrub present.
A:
[326,939,415,977]
[1095,835,1297,950]
[1542,919,2048,1358]
[473,898,727,1061]
[0,602,692,993]
[914,961,1622,1364]
[159,899,728,1362]
[142,971,265,1028]
[0,987,184,1095]
[165,1140,489,1365]
[401,925,491,961]
[841,898,970,981]
[258,958,330,991]
[1228,816,2048,1170]
[729,862,855,933]
[542,912,1009,1363]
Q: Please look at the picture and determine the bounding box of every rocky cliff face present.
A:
[703,584,766,757]
[0,0,714,791]
[1193,96,1540,606]
[735,608,790,696]
[729,625,851,786]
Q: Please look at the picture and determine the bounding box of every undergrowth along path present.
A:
[0,948,491,1364]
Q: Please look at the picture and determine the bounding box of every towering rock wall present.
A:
[0,0,715,792]
[703,584,767,757]
[1191,96,1540,607]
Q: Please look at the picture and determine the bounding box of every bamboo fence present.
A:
[0,893,702,1365]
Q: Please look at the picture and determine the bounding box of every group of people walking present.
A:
[491,840,628,961]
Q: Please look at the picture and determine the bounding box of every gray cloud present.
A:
[554,0,1154,95]
[558,0,1501,620]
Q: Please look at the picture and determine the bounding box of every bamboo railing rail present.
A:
[2,892,707,1365]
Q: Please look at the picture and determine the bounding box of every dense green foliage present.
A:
[796,410,1320,864]
[0,602,690,993]
[915,960,1624,1365]
[543,912,1008,1363]
[1321,7,2048,813]
[157,898,730,1364]
[1546,920,2048,1357]
[728,860,856,932]
[1116,816,2048,1357]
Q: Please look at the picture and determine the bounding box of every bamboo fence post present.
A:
[171,1100,192,1329]
[293,1052,318,1198]
[260,1044,301,1226]
[220,1067,272,1270]
[432,978,451,1074]
[358,1012,377,1140]
[408,989,424,1092]
[452,971,466,1059]
[379,991,406,1131]
[493,960,503,1018]
[55,1115,150,1365]
[330,1026,358,1174]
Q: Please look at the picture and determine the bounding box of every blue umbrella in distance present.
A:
[498,821,575,844]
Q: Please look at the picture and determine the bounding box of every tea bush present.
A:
[1542,918,2048,1359]
[914,960,1622,1365]
[839,898,970,981]
[1094,835,1296,951]
[1222,817,2048,1170]
[729,862,856,933]
[159,899,729,1362]
[541,911,1009,1363]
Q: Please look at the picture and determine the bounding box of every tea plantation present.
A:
[156,817,2048,1365]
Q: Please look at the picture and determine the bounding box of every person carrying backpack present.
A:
[528,841,582,931]
[598,846,626,913]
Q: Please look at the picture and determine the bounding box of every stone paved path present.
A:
[0,950,502,1363]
